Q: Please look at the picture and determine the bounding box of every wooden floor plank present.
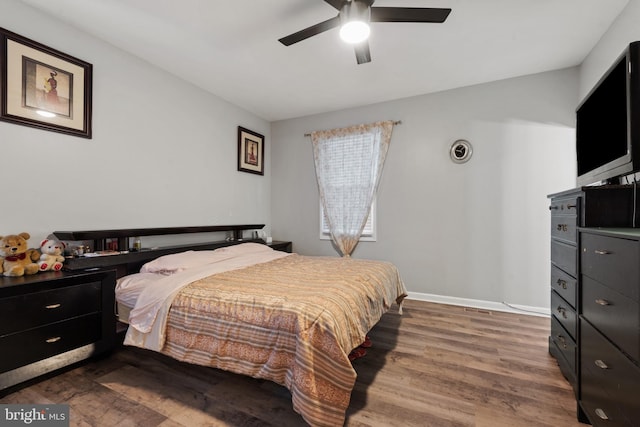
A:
[1,300,582,426]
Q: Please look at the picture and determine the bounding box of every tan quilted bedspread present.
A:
[160,254,406,426]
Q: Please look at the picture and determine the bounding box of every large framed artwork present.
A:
[0,28,92,138]
[237,126,264,175]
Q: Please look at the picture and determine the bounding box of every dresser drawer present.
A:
[549,337,576,391]
[581,319,640,426]
[0,282,101,336]
[551,290,577,340]
[581,233,639,302]
[551,265,577,308]
[549,196,579,215]
[550,315,576,375]
[551,240,577,277]
[580,400,628,427]
[0,313,101,374]
[582,276,640,361]
[551,215,578,244]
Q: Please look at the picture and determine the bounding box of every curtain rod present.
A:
[304,120,402,137]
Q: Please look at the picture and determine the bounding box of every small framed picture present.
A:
[0,27,92,138]
[237,126,264,175]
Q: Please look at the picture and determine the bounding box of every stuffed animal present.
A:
[38,239,66,272]
[0,232,40,277]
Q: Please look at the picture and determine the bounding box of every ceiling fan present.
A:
[278,0,451,64]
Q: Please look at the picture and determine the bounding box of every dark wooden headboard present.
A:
[54,224,265,278]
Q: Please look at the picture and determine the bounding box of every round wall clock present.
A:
[450,139,473,163]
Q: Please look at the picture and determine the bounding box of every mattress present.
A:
[116,301,132,324]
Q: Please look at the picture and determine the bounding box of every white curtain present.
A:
[311,120,395,257]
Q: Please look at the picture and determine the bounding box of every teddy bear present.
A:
[38,239,66,272]
[0,232,41,277]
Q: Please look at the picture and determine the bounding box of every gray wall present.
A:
[1,0,271,246]
[271,69,579,311]
[579,0,640,99]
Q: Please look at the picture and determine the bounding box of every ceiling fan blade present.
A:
[278,15,341,46]
[370,7,451,23]
[354,42,371,64]
[324,0,344,10]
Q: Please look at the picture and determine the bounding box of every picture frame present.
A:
[237,126,264,175]
[0,27,92,138]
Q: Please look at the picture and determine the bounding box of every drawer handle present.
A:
[556,279,568,289]
[595,408,609,420]
[556,306,568,319]
[45,337,61,343]
[594,359,609,369]
[556,224,568,232]
[549,204,576,210]
[595,298,611,306]
[45,303,61,309]
[594,249,611,255]
[556,334,567,349]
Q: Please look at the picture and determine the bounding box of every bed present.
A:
[113,242,406,426]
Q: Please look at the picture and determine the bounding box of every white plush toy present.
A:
[38,239,66,272]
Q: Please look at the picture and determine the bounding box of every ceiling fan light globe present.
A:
[339,21,370,44]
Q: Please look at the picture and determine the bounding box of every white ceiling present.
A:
[18,0,629,122]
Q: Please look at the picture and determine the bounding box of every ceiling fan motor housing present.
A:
[341,0,371,24]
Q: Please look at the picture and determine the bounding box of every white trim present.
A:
[406,291,550,318]
[319,198,377,241]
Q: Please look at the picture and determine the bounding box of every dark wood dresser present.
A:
[579,228,640,426]
[549,189,580,391]
[0,269,116,392]
[548,185,640,425]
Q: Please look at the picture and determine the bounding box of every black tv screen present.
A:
[576,42,640,186]
[576,58,627,176]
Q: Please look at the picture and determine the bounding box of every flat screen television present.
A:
[576,41,640,186]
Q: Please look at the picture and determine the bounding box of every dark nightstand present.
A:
[0,269,116,392]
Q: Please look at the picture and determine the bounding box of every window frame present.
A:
[319,198,377,241]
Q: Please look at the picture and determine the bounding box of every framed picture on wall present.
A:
[237,126,264,175]
[0,27,92,138]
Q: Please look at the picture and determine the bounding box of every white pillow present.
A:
[213,242,274,255]
[140,250,219,274]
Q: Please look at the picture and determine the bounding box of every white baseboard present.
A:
[406,291,550,318]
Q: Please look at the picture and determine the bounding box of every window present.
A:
[311,120,393,256]
[320,198,376,241]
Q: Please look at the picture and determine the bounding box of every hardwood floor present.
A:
[1,299,584,426]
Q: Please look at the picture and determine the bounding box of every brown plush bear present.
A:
[0,232,40,276]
